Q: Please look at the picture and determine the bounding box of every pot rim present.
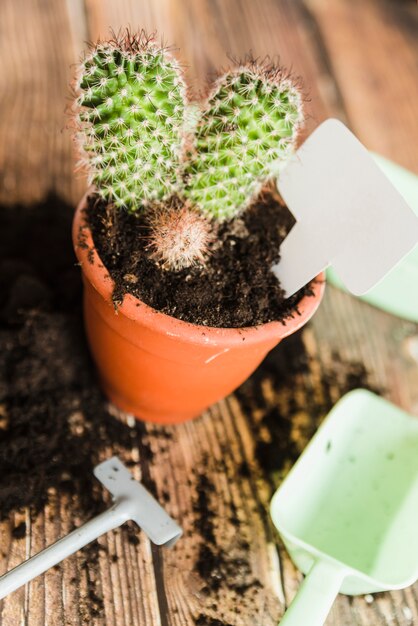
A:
[73,191,325,348]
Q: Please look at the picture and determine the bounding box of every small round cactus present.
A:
[74,31,186,209]
[147,200,213,271]
[184,63,303,221]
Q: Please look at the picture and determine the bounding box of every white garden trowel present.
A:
[272,119,418,297]
[0,457,182,600]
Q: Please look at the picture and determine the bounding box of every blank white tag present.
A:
[272,119,418,297]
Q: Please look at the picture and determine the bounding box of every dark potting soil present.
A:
[0,195,165,618]
[0,195,156,523]
[0,193,378,623]
[86,188,316,328]
[195,617,234,626]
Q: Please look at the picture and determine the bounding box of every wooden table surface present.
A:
[0,1,418,624]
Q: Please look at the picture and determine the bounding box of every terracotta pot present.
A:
[73,194,325,424]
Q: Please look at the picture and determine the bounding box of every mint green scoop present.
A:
[270,389,418,626]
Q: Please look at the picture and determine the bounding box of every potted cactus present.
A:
[72,31,324,424]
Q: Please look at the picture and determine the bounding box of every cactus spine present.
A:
[75,32,186,209]
[184,65,303,221]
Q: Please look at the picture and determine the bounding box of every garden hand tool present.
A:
[327,154,418,322]
[0,456,182,600]
[273,119,418,297]
[270,389,418,626]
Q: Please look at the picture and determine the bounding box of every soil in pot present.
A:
[86,186,315,328]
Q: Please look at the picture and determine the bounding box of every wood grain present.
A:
[305,0,418,173]
[0,0,417,624]
[0,0,86,206]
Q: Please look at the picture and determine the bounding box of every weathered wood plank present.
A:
[0,0,86,206]
[304,0,418,173]
[0,0,417,624]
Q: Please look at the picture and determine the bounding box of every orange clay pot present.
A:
[73,194,325,424]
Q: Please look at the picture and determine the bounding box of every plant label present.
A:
[272,119,418,297]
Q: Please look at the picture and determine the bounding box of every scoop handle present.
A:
[279,560,345,626]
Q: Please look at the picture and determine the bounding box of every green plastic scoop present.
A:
[270,389,418,626]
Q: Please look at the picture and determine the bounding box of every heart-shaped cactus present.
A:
[184,64,303,221]
[73,33,305,270]
[75,32,186,209]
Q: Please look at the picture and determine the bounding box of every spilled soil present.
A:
[190,330,380,624]
[0,196,142,522]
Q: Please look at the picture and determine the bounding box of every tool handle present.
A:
[0,503,129,600]
[279,560,345,626]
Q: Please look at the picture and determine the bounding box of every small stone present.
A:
[68,411,85,436]
[402,606,413,621]
[126,415,136,428]
[123,273,138,284]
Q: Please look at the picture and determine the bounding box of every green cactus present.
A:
[73,33,304,270]
[184,64,303,221]
[75,32,186,209]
